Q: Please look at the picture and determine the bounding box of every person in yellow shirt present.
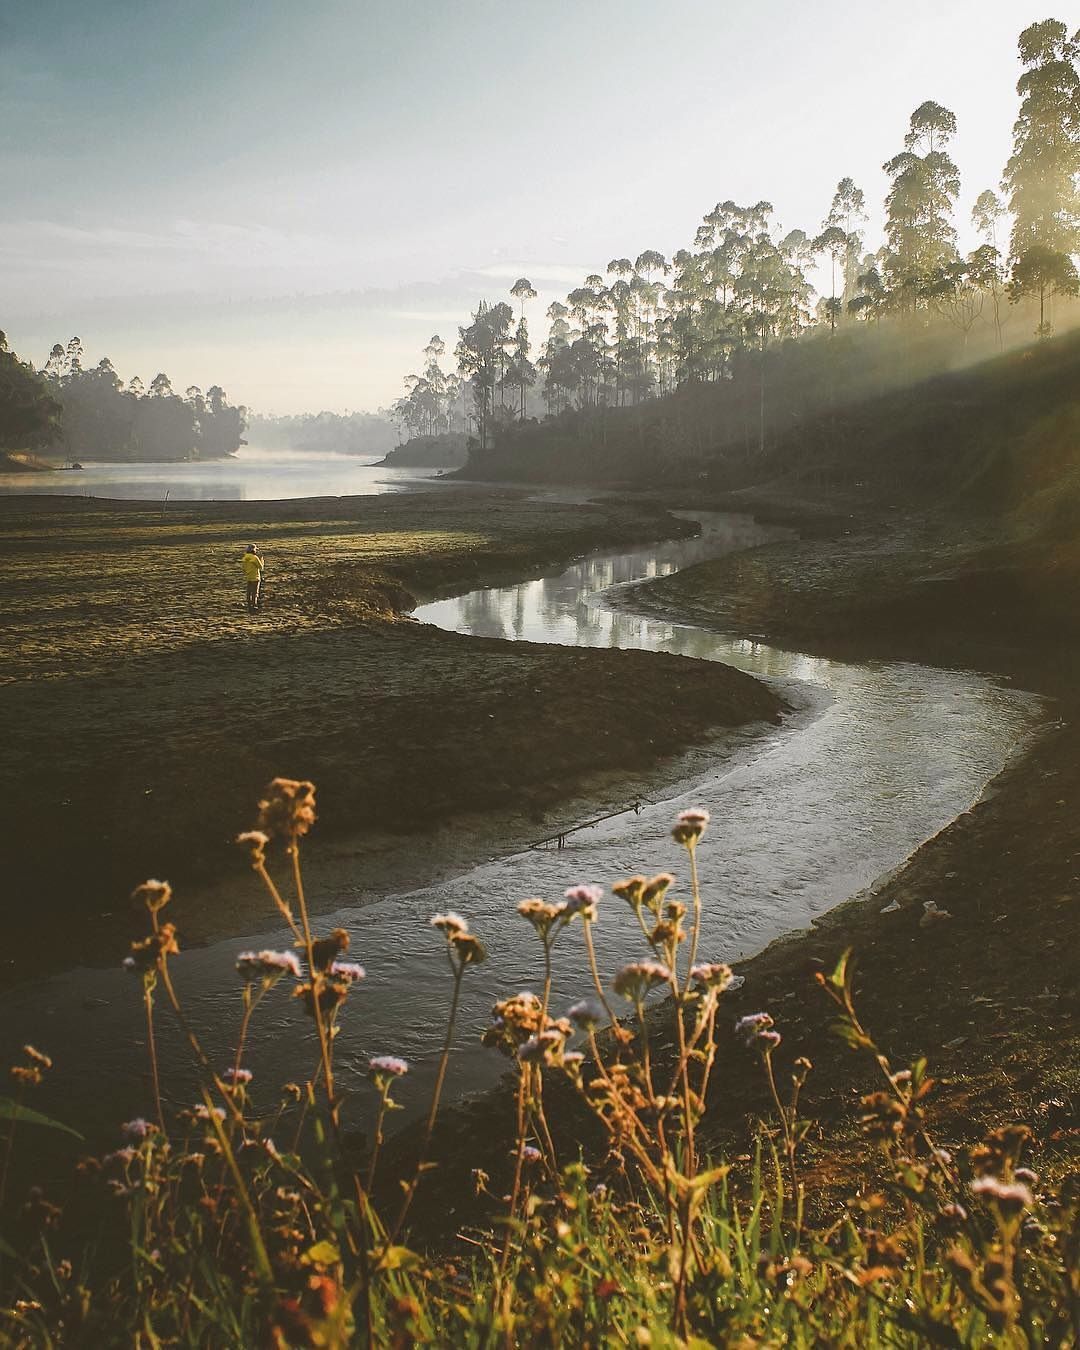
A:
[242,544,264,612]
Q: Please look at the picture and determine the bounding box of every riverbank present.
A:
[0,488,784,981]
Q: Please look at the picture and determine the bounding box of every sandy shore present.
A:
[0,488,783,981]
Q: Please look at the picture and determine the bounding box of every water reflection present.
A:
[0,448,438,501]
[0,513,1043,1142]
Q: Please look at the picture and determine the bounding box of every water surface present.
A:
[0,447,437,500]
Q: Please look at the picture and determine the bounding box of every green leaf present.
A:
[377,1245,420,1272]
[0,1098,83,1140]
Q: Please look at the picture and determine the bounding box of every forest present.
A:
[389,19,1080,484]
[0,333,246,464]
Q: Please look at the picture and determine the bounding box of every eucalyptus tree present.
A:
[1002,19,1080,333]
[972,190,1009,349]
[814,225,848,332]
[825,177,868,305]
[455,302,502,447]
[882,101,961,311]
[848,263,887,323]
[509,277,537,323]
[508,318,536,420]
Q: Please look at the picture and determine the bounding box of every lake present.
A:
[0,447,441,500]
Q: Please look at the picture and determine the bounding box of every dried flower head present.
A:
[294,980,350,1018]
[517,898,567,939]
[641,873,676,915]
[563,884,602,922]
[450,931,486,966]
[256,778,317,840]
[612,875,647,911]
[672,808,710,846]
[235,830,270,868]
[131,879,172,913]
[125,923,180,973]
[236,949,302,982]
[430,912,468,937]
[613,960,671,1001]
[311,928,349,972]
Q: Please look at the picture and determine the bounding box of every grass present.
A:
[1,781,1076,1346]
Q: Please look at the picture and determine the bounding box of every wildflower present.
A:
[235,830,270,867]
[369,1055,409,1079]
[971,1176,1034,1214]
[124,924,180,973]
[328,959,365,983]
[691,961,732,990]
[256,777,317,840]
[121,1118,153,1141]
[517,898,567,939]
[223,1067,253,1085]
[672,808,710,845]
[859,1091,907,1141]
[193,1104,226,1123]
[641,873,676,915]
[563,884,602,921]
[311,928,350,972]
[450,931,486,966]
[612,875,647,910]
[518,1029,567,1066]
[568,998,606,1031]
[613,960,671,1001]
[294,980,350,1017]
[131,879,172,913]
[938,1203,968,1225]
[104,1147,137,1167]
[236,949,302,982]
[483,992,545,1056]
[562,1050,585,1074]
[734,1012,775,1046]
[1015,1167,1039,1186]
[430,911,469,936]
[522,1145,543,1165]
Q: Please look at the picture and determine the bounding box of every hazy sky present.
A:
[0,0,1051,414]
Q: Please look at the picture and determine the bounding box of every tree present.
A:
[509,277,537,324]
[1009,242,1080,336]
[813,225,848,332]
[826,177,868,306]
[971,192,1009,349]
[149,372,173,398]
[1002,20,1080,264]
[0,333,62,451]
[882,102,961,310]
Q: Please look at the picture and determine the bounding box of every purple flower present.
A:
[329,960,365,983]
[522,1145,542,1164]
[735,1013,776,1048]
[563,884,602,921]
[194,1104,226,1123]
[690,962,734,992]
[369,1055,409,1078]
[223,1067,253,1085]
[236,949,301,982]
[121,1118,153,1142]
[567,998,606,1031]
[971,1176,1034,1210]
[104,1147,137,1167]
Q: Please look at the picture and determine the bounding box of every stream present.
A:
[0,513,1043,1146]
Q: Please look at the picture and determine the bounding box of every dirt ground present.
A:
[0,489,783,981]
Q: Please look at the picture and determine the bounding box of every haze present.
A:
[1,0,1040,413]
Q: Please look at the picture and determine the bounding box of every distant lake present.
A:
[0,447,442,501]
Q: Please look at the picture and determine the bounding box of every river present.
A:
[0,513,1042,1148]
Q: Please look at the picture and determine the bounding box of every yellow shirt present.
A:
[242,552,263,581]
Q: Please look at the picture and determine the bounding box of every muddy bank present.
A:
[0,488,783,980]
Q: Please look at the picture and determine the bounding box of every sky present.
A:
[0,0,1053,414]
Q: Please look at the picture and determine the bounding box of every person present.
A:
[242,544,264,612]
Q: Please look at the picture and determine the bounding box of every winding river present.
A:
[0,513,1042,1145]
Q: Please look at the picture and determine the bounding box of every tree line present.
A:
[392,18,1079,453]
[0,332,246,462]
